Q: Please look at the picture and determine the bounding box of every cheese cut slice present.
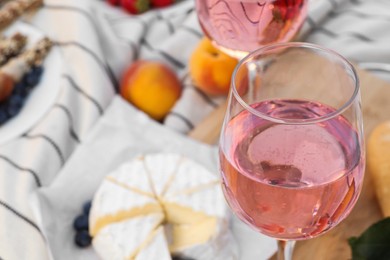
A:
[163,168,227,225]
[164,156,220,197]
[107,159,155,198]
[89,180,162,236]
[176,220,237,260]
[168,217,217,252]
[156,154,229,255]
[162,183,227,253]
[135,227,171,260]
[143,153,184,197]
[92,214,164,260]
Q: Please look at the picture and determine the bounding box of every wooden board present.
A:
[189,67,390,259]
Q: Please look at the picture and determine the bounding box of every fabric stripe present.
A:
[53,104,81,143]
[330,9,390,21]
[359,63,390,74]
[102,18,140,59]
[22,134,65,166]
[141,38,186,69]
[62,74,104,115]
[168,112,194,130]
[328,0,337,8]
[180,25,203,38]
[0,155,41,187]
[349,0,363,5]
[156,12,175,34]
[187,86,219,108]
[108,17,148,42]
[311,27,373,42]
[186,7,194,14]
[306,16,316,27]
[128,40,139,60]
[55,42,119,91]
[0,199,44,238]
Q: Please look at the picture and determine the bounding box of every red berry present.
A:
[107,0,120,6]
[121,0,150,14]
[151,0,174,8]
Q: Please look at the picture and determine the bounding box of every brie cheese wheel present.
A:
[90,153,237,260]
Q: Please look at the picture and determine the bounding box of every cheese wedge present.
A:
[92,214,164,260]
[368,121,390,217]
[90,153,234,260]
[143,153,184,197]
[169,217,217,252]
[135,227,171,260]
[89,180,162,236]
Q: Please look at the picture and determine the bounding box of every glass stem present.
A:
[277,240,296,260]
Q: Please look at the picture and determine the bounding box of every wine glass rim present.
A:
[231,42,360,125]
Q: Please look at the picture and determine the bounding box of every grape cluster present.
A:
[0,65,44,125]
[73,200,93,248]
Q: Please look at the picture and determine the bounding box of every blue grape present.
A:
[0,66,45,124]
[73,214,89,231]
[72,199,93,249]
[31,66,44,78]
[74,230,92,248]
[0,109,8,124]
[13,82,28,96]
[6,103,22,117]
[83,201,92,215]
[6,94,25,118]
[24,66,44,87]
[8,95,25,107]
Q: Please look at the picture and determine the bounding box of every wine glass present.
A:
[219,42,365,259]
[195,0,309,59]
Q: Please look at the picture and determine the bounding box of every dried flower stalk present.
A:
[0,33,27,65]
[0,0,43,30]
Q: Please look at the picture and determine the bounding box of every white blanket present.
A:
[0,0,389,259]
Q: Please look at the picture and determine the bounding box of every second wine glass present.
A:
[195,0,308,59]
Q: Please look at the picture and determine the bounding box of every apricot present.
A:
[189,38,238,96]
[120,60,181,121]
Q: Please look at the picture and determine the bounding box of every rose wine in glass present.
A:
[219,43,365,259]
[195,0,308,59]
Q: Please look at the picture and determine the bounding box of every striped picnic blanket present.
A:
[0,0,389,259]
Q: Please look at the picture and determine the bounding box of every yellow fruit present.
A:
[120,60,182,121]
[189,38,238,96]
[368,121,390,217]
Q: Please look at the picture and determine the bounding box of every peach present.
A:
[189,38,238,96]
[120,60,182,121]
